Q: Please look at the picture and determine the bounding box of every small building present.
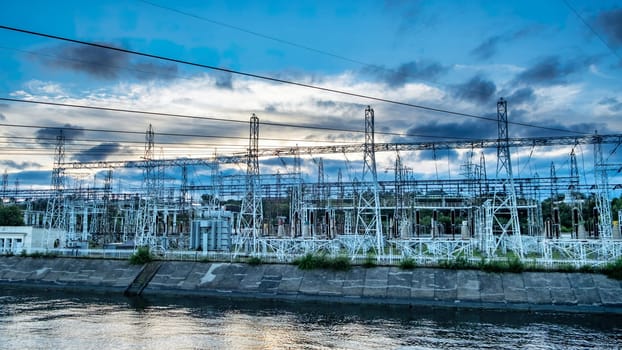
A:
[0,226,64,254]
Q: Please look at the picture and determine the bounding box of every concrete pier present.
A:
[1,256,622,314]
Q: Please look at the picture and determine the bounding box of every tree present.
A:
[0,205,24,226]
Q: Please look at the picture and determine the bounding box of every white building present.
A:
[0,226,64,254]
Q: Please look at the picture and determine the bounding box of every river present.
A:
[0,287,620,349]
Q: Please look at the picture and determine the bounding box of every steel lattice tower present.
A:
[593,134,613,239]
[356,106,384,254]
[138,124,157,248]
[491,98,523,257]
[289,147,302,237]
[45,130,67,247]
[237,114,263,254]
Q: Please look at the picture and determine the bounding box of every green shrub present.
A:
[479,259,507,273]
[554,264,577,273]
[21,251,57,259]
[602,258,622,280]
[362,254,376,268]
[579,265,595,273]
[399,258,416,270]
[293,253,351,271]
[330,256,352,271]
[293,253,321,270]
[247,256,262,266]
[507,257,524,273]
[439,256,472,270]
[129,246,153,265]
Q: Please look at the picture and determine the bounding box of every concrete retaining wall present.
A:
[0,256,142,292]
[1,257,622,313]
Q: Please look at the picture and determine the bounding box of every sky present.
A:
[0,0,620,196]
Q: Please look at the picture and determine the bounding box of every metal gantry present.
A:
[236,113,263,255]
[355,106,384,256]
[11,101,620,266]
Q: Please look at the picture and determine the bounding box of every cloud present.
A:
[0,113,5,121]
[399,119,497,141]
[471,35,503,61]
[512,56,591,86]
[452,75,497,104]
[214,72,233,89]
[0,160,42,170]
[598,97,622,112]
[512,118,607,138]
[506,87,536,105]
[471,27,536,60]
[131,61,179,81]
[35,124,85,145]
[383,1,437,36]
[363,60,447,87]
[595,8,622,47]
[9,170,51,187]
[38,43,178,80]
[71,142,129,162]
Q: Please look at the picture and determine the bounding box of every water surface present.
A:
[1,288,620,349]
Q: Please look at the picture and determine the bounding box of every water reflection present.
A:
[1,288,620,349]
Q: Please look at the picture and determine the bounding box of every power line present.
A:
[0,121,348,144]
[0,25,590,136]
[0,97,469,140]
[562,0,622,61]
[139,0,371,68]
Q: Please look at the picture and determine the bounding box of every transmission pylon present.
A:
[180,164,188,210]
[138,124,157,248]
[236,114,263,255]
[45,130,67,248]
[491,98,523,257]
[593,133,613,239]
[289,147,303,237]
[1,170,8,201]
[356,106,384,254]
[394,152,408,238]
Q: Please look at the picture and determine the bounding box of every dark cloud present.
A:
[595,8,622,47]
[598,97,622,112]
[264,105,278,113]
[313,99,367,112]
[131,61,178,81]
[214,72,233,89]
[471,27,536,60]
[471,35,503,60]
[415,148,460,162]
[453,75,497,104]
[512,56,592,86]
[399,120,497,142]
[383,1,437,36]
[71,142,129,162]
[512,118,607,138]
[35,124,85,144]
[363,61,447,87]
[0,113,5,121]
[315,100,337,108]
[506,87,536,105]
[39,43,178,80]
[9,170,50,187]
[0,103,8,109]
[0,160,42,170]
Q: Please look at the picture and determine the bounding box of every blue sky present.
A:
[0,0,620,195]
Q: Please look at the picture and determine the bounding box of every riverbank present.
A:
[1,256,621,314]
